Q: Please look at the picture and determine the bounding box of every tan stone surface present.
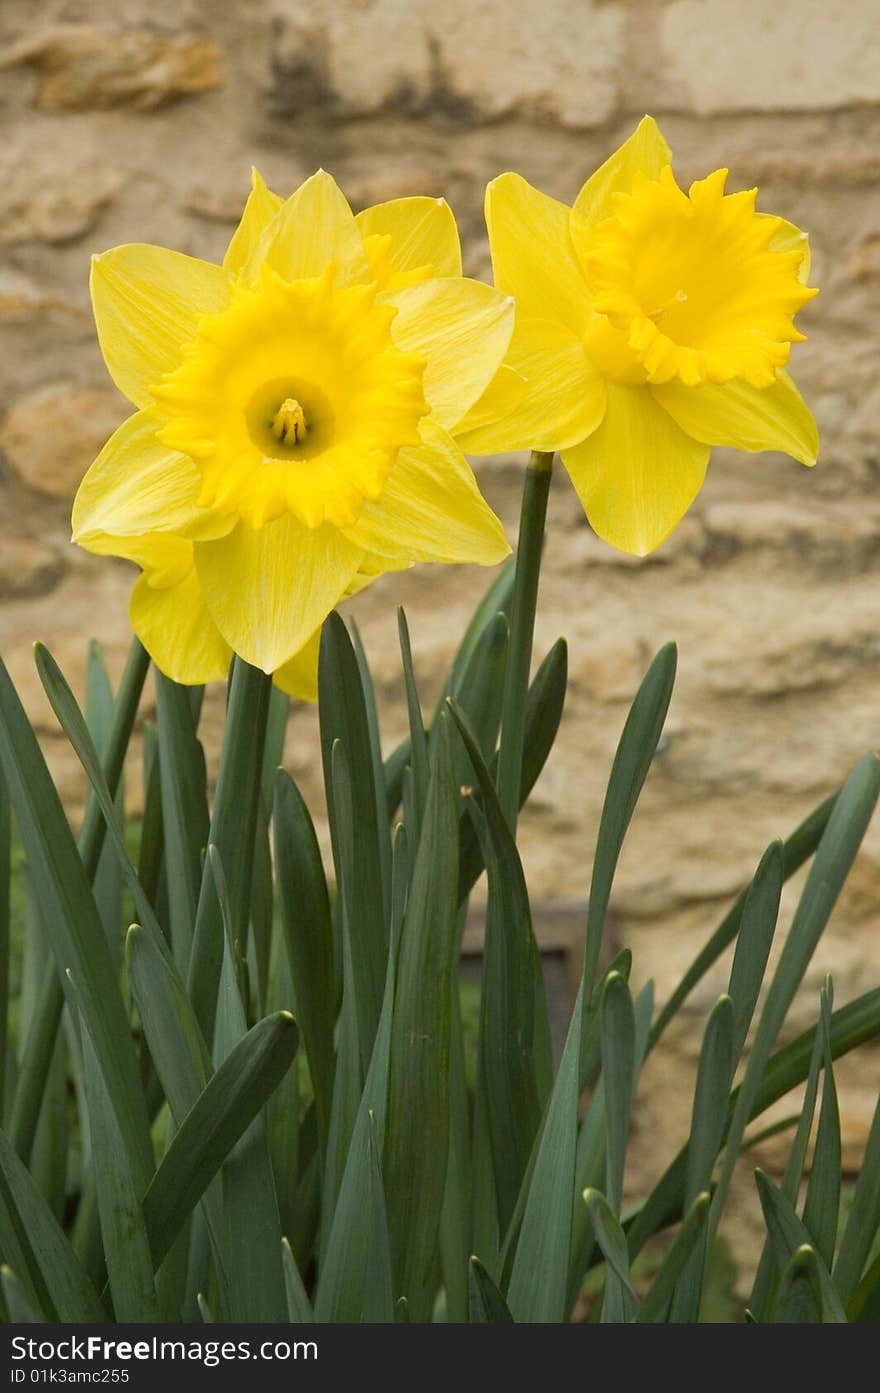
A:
[663,0,880,115]
[1,383,128,497]
[1,1,880,1280]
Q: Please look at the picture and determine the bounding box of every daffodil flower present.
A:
[72,171,513,688]
[461,117,818,556]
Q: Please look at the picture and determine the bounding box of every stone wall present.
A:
[2,0,880,1288]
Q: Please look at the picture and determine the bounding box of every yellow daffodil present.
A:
[72,170,512,687]
[461,117,819,556]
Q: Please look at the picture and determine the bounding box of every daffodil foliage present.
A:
[462,117,818,556]
[72,173,512,691]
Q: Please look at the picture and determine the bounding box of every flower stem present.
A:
[497,450,554,832]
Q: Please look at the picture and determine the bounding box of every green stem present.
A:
[496,451,554,832]
[9,638,150,1162]
[187,657,272,1047]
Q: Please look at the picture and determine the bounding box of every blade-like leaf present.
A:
[273,770,335,1165]
[319,614,388,1045]
[281,1237,314,1322]
[188,658,272,1045]
[468,1255,514,1323]
[601,972,636,1216]
[448,699,543,1234]
[142,1012,298,1269]
[583,1188,638,1322]
[834,1086,880,1303]
[754,1170,846,1322]
[0,653,152,1182]
[647,791,838,1053]
[457,637,567,902]
[0,1129,105,1321]
[775,1244,825,1323]
[635,1192,711,1323]
[801,981,841,1269]
[397,608,429,839]
[384,717,459,1320]
[154,672,209,971]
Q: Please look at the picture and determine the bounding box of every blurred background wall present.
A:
[1,0,880,1283]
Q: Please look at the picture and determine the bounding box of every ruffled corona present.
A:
[152,263,428,530]
[583,166,817,389]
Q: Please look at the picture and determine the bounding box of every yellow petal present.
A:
[452,365,527,439]
[385,277,514,430]
[341,419,510,566]
[194,516,364,672]
[272,628,321,702]
[569,115,672,250]
[455,314,607,454]
[241,169,369,286]
[561,383,709,556]
[223,168,284,279]
[355,197,462,278]
[130,565,232,685]
[90,245,230,409]
[78,530,195,588]
[484,173,588,337]
[651,370,818,466]
[763,215,812,283]
[71,410,233,546]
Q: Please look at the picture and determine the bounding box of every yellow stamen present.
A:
[271,398,307,445]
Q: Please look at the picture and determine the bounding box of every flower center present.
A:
[579,165,817,389]
[271,397,307,446]
[152,264,427,530]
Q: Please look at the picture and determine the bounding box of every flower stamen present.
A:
[271,398,307,446]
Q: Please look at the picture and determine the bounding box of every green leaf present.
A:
[315,825,406,1322]
[775,1245,825,1323]
[457,637,567,903]
[1,1265,42,1323]
[0,653,152,1183]
[397,608,429,839]
[86,642,125,973]
[126,925,210,1127]
[801,980,840,1269]
[686,996,735,1205]
[834,1083,880,1303]
[727,841,782,1057]
[273,770,335,1167]
[188,658,272,1046]
[583,643,676,1008]
[384,717,459,1320]
[319,614,388,1047]
[281,1237,314,1322]
[754,1170,846,1322]
[74,979,160,1322]
[670,994,734,1322]
[627,983,880,1265]
[647,790,838,1054]
[154,672,209,972]
[635,1192,711,1323]
[0,1128,105,1321]
[142,1011,298,1270]
[438,555,515,716]
[583,1188,638,1322]
[362,1112,395,1323]
[601,972,636,1216]
[448,699,543,1234]
[468,1255,514,1323]
[446,610,508,795]
[350,619,393,924]
[0,764,10,1125]
[210,848,288,1323]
